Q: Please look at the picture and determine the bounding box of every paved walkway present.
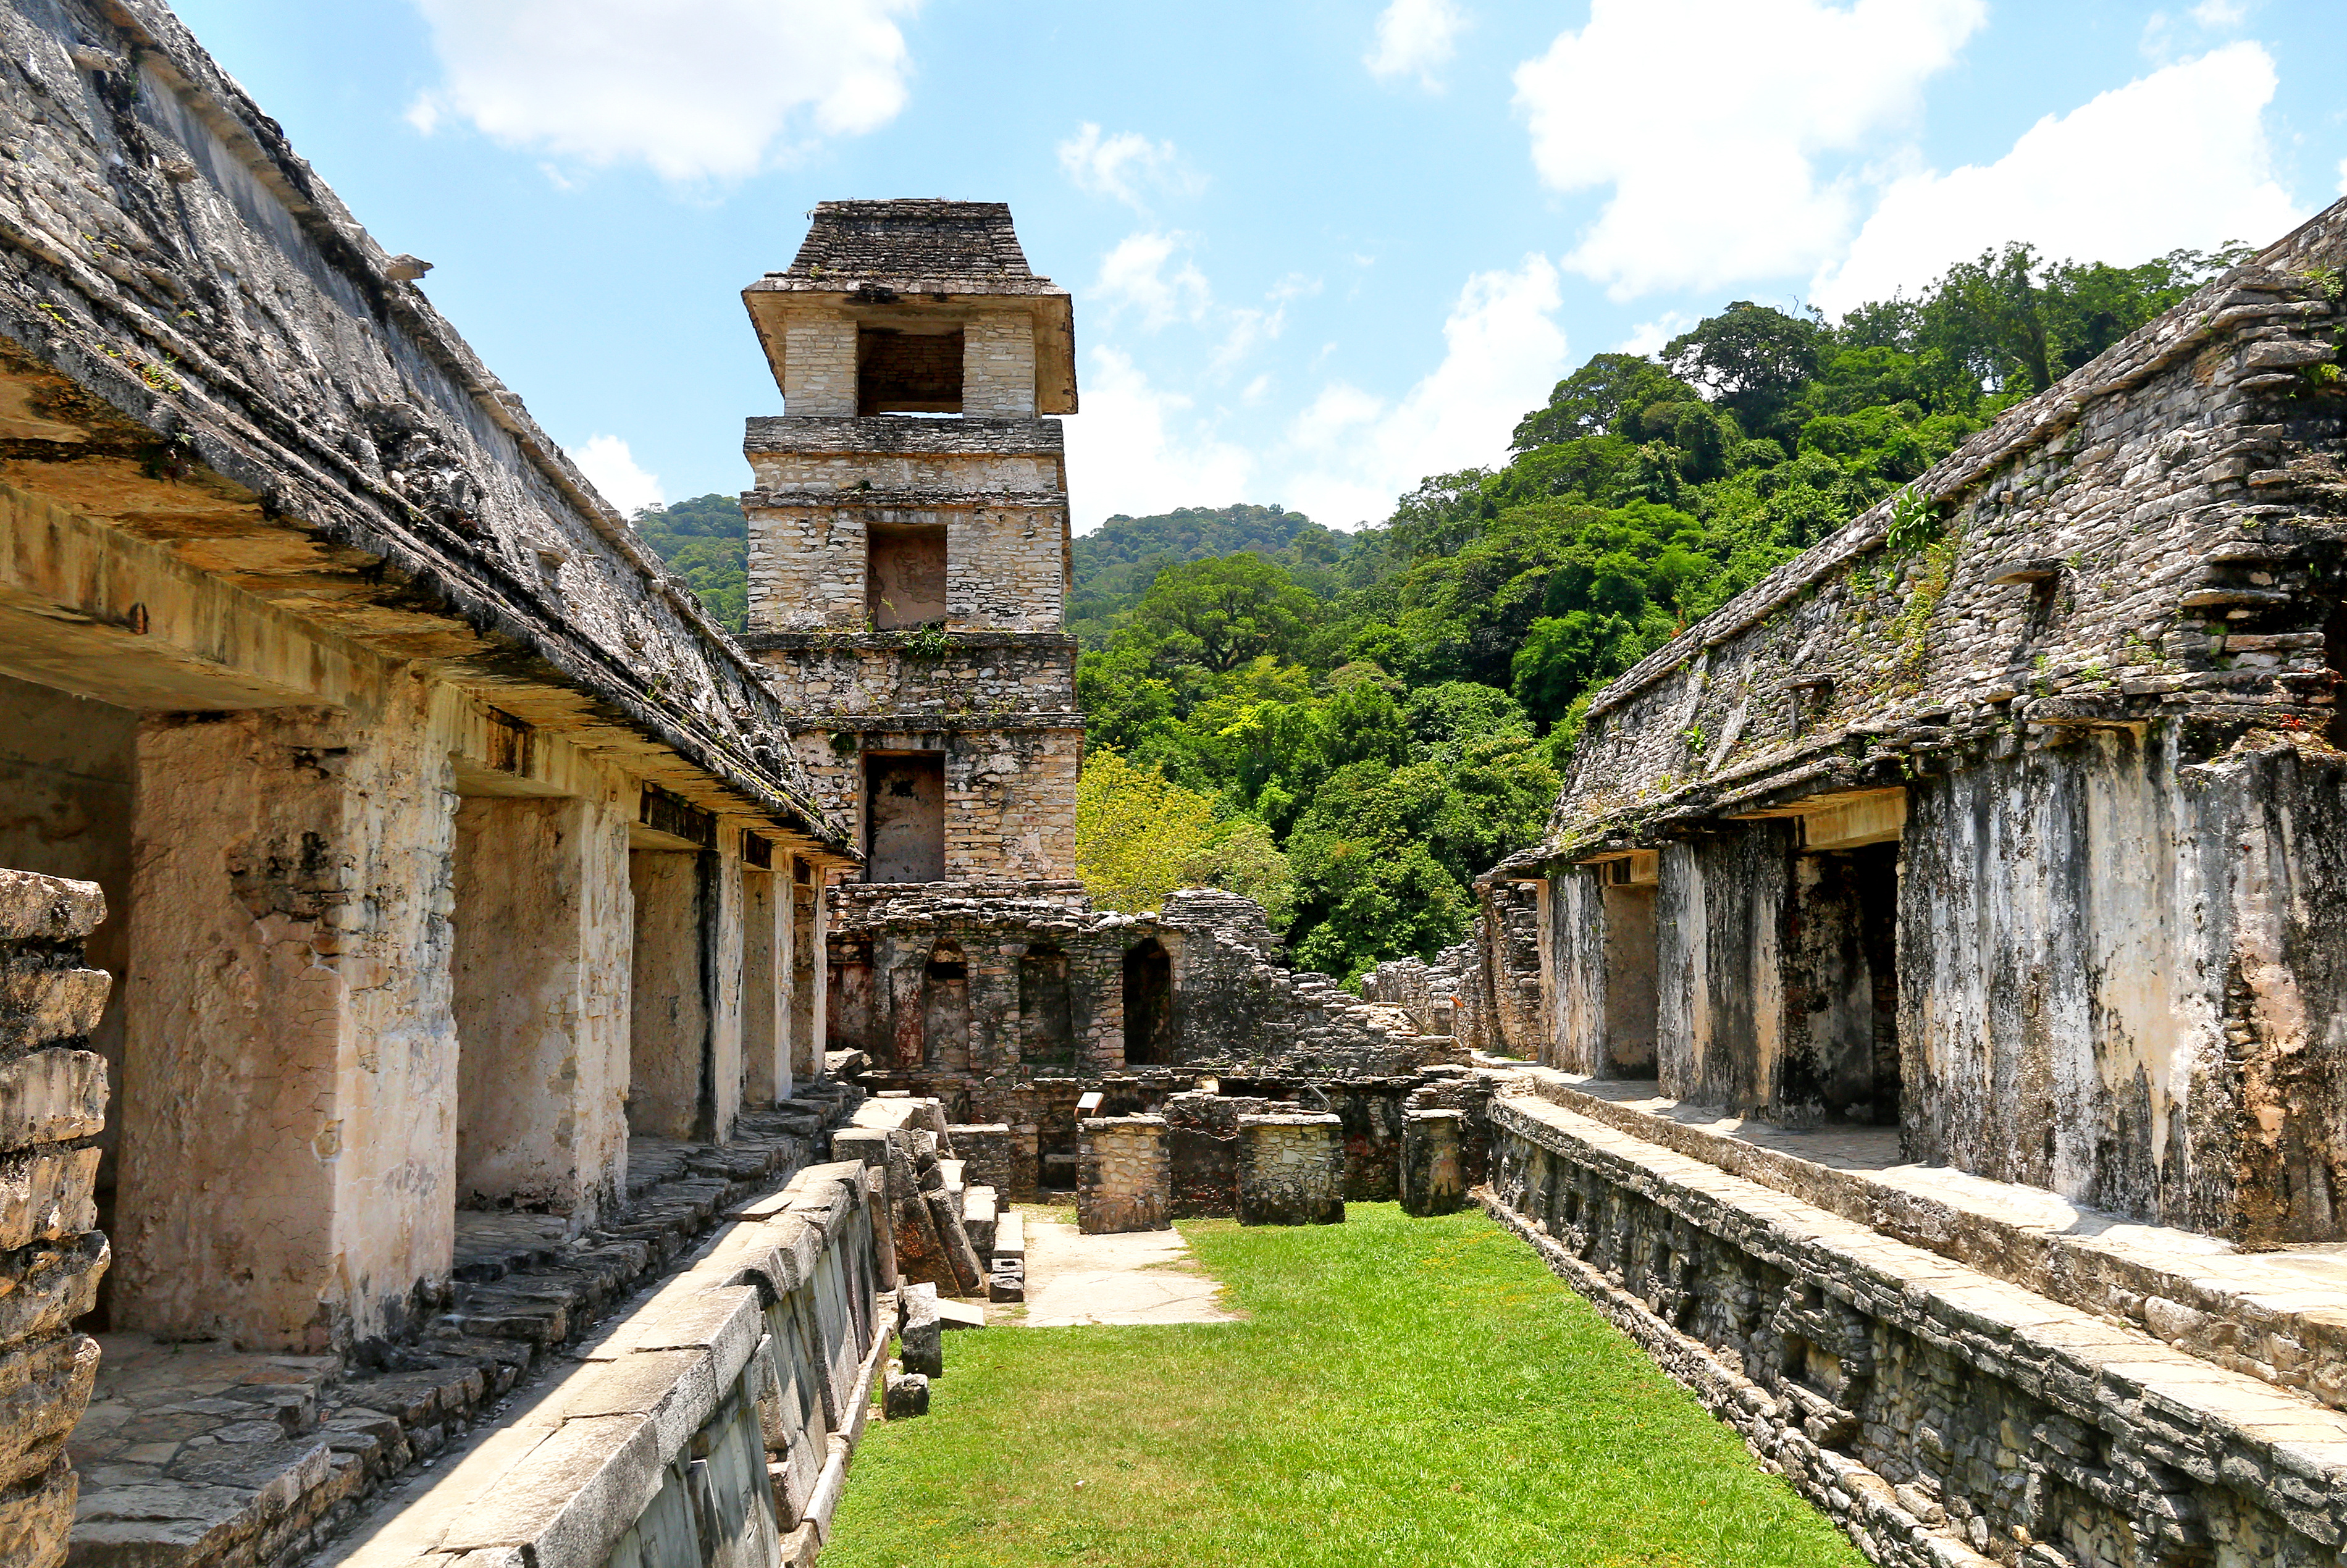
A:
[1012,1208,1240,1328]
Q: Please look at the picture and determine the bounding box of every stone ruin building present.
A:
[6,3,2347,1567]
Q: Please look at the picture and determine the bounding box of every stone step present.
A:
[991,1210,1025,1264]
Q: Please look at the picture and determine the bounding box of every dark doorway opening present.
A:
[865,753,945,884]
[1786,840,1902,1124]
[1123,938,1172,1065]
[857,325,964,414]
[1020,943,1074,1066]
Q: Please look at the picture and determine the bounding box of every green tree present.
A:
[1118,553,1320,673]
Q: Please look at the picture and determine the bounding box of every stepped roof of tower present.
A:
[755,200,1065,296]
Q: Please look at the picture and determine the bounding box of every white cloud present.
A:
[1366,0,1467,88]
[405,0,917,183]
[1064,347,1257,530]
[1091,232,1212,331]
[1513,0,1984,298]
[1057,124,1201,211]
[577,435,663,517]
[2192,0,2248,25]
[1812,44,2301,314]
[1280,255,1569,528]
[1616,311,1696,358]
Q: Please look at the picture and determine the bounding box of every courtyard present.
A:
[827,1204,1865,1568]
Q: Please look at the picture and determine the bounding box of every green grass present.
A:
[824,1204,1865,1568]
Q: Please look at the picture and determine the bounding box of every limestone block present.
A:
[987,1262,1025,1303]
[883,1368,929,1419]
[0,1146,98,1251]
[924,1188,985,1295]
[0,1454,75,1568]
[0,1333,96,1491]
[898,1285,943,1378]
[991,1209,1025,1266]
[0,870,103,944]
[0,966,109,1059]
[0,1049,106,1152]
[963,1185,998,1258]
[1401,1111,1467,1217]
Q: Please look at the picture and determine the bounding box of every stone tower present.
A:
[739,200,1081,884]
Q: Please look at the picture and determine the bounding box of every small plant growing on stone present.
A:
[1884,485,1938,556]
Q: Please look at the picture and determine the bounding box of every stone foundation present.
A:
[1236,1114,1345,1226]
[1486,1091,2347,1568]
[1077,1117,1170,1235]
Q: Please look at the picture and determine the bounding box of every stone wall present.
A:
[0,870,109,1568]
[1077,1116,1170,1235]
[1486,1091,2347,1568]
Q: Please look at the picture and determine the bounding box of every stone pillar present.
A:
[781,315,856,416]
[453,794,628,1226]
[947,1123,1014,1197]
[1401,1110,1466,1217]
[791,872,823,1080]
[116,703,457,1351]
[0,869,108,1567]
[1077,1115,1169,1235]
[1236,1113,1345,1226]
[742,860,787,1106]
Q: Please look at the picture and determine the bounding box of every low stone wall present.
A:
[327,1160,888,1568]
[946,1123,1017,1202]
[1486,1094,2347,1568]
[0,870,108,1568]
[1236,1115,1344,1226]
[1077,1117,1169,1235]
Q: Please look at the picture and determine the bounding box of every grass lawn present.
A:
[824,1203,1866,1568]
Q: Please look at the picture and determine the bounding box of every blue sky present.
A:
[170,0,2347,532]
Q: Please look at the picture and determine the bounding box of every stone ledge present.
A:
[68,1094,863,1568]
[1487,1060,2347,1415]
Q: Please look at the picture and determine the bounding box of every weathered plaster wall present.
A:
[1653,828,1792,1111]
[1905,731,2347,1243]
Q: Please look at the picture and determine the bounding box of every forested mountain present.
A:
[1070,503,1349,645]
[1077,241,2249,981]
[635,493,749,634]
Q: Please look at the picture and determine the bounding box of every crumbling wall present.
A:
[0,870,108,1568]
